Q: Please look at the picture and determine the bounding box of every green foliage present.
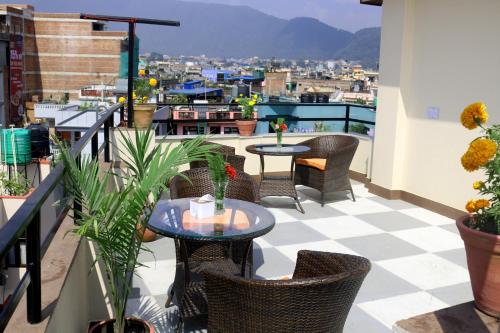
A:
[235,94,260,119]
[170,94,188,104]
[58,127,214,333]
[134,78,154,103]
[207,153,227,184]
[474,124,500,234]
[349,123,369,135]
[0,172,30,196]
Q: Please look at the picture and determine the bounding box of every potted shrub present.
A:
[456,102,500,316]
[58,128,213,333]
[120,69,158,129]
[235,94,259,136]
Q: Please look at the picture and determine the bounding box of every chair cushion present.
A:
[296,158,326,171]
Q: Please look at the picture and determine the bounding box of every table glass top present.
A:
[148,198,275,241]
[246,144,311,155]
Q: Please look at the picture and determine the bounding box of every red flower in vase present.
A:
[279,123,288,132]
[225,164,237,180]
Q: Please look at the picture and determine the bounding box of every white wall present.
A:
[109,130,373,178]
[372,0,500,210]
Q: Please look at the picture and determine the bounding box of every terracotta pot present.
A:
[133,104,156,129]
[456,215,500,316]
[136,223,157,242]
[236,119,257,136]
[89,317,154,333]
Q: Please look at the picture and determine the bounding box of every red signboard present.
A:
[9,35,23,123]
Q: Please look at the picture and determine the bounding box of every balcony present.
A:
[0,102,483,333]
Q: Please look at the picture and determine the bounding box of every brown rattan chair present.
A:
[167,167,259,317]
[182,140,246,171]
[203,250,371,333]
[294,135,359,206]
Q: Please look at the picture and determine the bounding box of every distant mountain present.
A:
[334,28,381,69]
[131,1,380,67]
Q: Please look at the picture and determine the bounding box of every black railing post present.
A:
[104,117,111,163]
[91,133,99,159]
[344,105,351,133]
[127,22,135,129]
[120,105,125,124]
[26,212,41,324]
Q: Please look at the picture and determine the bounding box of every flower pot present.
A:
[456,215,500,316]
[236,120,257,136]
[136,223,157,242]
[133,104,156,129]
[89,317,154,333]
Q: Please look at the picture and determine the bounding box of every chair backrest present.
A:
[169,167,258,203]
[182,140,245,171]
[203,251,370,333]
[299,135,359,158]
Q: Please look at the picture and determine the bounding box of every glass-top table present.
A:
[148,198,275,320]
[246,144,311,213]
[148,198,275,241]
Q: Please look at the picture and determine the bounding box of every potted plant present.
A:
[456,102,500,316]
[235,94,259,136]
[58,128,213,333]
[122,69,158,129]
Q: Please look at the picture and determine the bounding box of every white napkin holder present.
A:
[190,194,215,219]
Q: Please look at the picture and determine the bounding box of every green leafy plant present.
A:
[134,74,157,104]
[58,127,213,333]
[170,94,188,104]
[235,94,260,119]
[349,123,369,135]
[0,172,30,196]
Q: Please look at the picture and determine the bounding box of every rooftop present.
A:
[128,182,469,332]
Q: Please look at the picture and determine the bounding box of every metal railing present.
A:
[0,103,120,331]
[154,102,376,135]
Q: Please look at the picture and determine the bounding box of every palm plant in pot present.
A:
[235,94,259,136]
[456,102,500,316]
[58,128,213,333]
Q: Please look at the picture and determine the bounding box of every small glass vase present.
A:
[213,180,227,214]
[276,131,283,148]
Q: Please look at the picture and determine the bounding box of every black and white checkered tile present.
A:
[128,182,471,333]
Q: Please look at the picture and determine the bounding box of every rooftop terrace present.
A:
[128,182,470,332]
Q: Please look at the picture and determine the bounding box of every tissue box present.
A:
[190,198,215,219]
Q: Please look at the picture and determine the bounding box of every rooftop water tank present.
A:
[1,128,32,165]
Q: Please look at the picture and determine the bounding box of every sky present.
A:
[4,0,381,32]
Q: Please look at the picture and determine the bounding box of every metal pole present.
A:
[91,133,98,159]
[344,105,350,133]
[26,212,41,323]
[127,21,136,128]
[104,117,110,163]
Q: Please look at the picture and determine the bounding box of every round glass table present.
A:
[148,198,275,321]
[148,198,275,241]
[246,143,311,213]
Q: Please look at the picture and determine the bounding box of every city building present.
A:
[0,4,132,125]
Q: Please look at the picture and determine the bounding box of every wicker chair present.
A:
[167,167,259,316]
[183,140,246,171]
[203,251,371,333]
[294,135,359,206]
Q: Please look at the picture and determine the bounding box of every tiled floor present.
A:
[127,181,471,332]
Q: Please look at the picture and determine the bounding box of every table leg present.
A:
[240,240,253,278]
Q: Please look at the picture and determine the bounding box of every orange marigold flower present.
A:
[461,102,488,129]
[461,138,498,172]
[465,200,477,213]
[475,199,491,209]
[139,69,146,76]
